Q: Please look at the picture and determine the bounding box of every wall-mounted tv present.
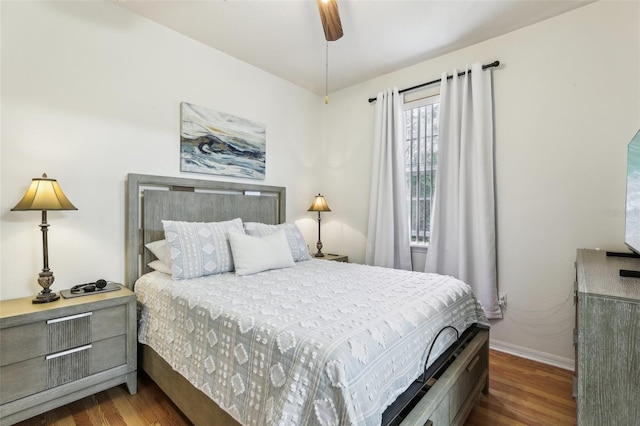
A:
[625,129,640,255]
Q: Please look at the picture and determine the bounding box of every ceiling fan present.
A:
[317,0,343,41]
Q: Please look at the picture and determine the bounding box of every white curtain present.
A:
[425,63,502,319]
[365,88,412,270]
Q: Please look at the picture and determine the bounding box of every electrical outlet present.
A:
[498,292,507,307]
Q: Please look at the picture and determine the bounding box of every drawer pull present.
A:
[46,344,92,360]
[466,355,480,372]
[47,312,92,324]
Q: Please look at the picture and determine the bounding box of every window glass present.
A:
[403,95,439,244]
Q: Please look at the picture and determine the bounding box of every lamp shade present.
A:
[11,174,77,211]
[308,194,331,212]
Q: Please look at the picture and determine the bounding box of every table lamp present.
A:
[307,194,331,257]
[11,173,77,303]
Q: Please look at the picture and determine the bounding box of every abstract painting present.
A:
[180,102,266,179]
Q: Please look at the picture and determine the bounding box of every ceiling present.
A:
[116,0,594,95]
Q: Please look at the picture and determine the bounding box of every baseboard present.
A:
[490,339,575,371]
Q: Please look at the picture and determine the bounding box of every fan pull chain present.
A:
[325,41,329,104]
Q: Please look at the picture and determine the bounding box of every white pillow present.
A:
[163,218,244,279]
[243,222,311,261]
[228,229,295,276]
[145,239,172,267]
[148,260,172,275]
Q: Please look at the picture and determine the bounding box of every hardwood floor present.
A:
[465,350,575,425]
[14,349,575,426]
[13,372,190,426]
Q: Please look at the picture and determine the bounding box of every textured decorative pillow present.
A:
[145,239,172,267]
[228,229,295,276]
[243,222,312,261]
[148,260,172,275]
[162,218,244,279]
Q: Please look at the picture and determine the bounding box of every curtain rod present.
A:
[367,60,500,103]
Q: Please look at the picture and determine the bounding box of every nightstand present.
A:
[0,285,137,425]
[319,253,349,262]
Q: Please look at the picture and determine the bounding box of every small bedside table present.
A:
[0,285,137,425]
[318,253,349,262]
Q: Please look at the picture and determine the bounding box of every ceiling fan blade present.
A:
[317,0,343,41]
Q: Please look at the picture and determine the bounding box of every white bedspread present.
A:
[136,260,488,426]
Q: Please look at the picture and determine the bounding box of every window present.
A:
[403,95,439,244]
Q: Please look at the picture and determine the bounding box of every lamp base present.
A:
[33,291,60,304]
[33,270,59,304]
[314,252,325,258]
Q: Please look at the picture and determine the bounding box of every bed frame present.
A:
[125,173,489,426]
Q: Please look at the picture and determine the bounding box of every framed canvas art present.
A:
[180,102,266,179]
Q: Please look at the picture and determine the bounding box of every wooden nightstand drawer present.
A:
[47,334,127,388]
[0,322,47,367]
[47,312,92,354]
[0,305,126,367]
[92,304,126,341]
[0,358,46,404]
[92,334,127,372]
[0,331,128,405]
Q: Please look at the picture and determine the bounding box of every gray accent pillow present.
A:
[243,222,312,261]
[162,218,244,279]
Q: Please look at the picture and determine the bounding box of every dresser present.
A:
[575,249,640,425]
[0,286,137,425]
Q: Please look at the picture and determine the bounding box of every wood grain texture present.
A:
[13,349,575,426]
[575,249,640,425]
[12,373,189,426]
[465,350,576,426]
[125,173,286,289]
[316,0,343,41]
[142,190,280,277]
[576,249,640,300]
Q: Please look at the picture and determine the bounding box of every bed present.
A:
[125,173,490,426]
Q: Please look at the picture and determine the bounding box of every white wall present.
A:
[0,1,323,300]
[320,1,640,365]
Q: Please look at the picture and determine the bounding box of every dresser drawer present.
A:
[0,305,126,367]
[449,344,487,419]
[92,304,127,341]
[427,395,449,425]
[0,357,47,404]
[0,334,127,405]
[47,311,93,354]
[0,322,47,367]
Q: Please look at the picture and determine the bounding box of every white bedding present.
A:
[136,259,488,426]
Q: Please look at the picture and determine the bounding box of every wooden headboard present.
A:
[125,173,286,288]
